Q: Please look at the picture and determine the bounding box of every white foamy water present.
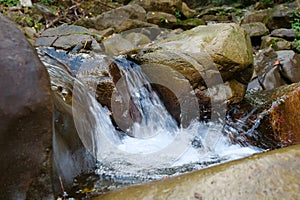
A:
[40,49,262,185]
[71,56,262,176]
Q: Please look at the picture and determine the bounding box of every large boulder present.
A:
[95,144,300,200]
[0,14,54,199]
[129,23,253,108]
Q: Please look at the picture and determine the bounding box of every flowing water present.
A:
[38,47,262,197]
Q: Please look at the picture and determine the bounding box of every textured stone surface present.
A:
[130,23,253,99]
[241,22,269,37]
[94,4,147,32]
[131,0,182,14]
[0,14,54,199]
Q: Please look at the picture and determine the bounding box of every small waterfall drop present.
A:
[38,47,262,193]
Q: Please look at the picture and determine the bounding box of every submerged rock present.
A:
[95,144,300,200]
[0,14,54,199]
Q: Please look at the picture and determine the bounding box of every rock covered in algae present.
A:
[95,144,300,200]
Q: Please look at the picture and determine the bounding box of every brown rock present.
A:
[131,0,182,14]
[146,11,178,28]
[241,22,269,37]
[265,83,300,146]
[227,82,300,149]
[265,2,297,30]
[94,4,147,31]
[0,14,54,199]
[242,9,271,24]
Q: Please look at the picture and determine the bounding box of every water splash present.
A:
[38,47,262,195]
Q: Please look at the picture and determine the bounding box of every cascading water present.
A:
[38,47,262,195]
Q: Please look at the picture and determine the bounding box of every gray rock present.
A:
[124,32,151,47]
[35,25,102,52]
[271,28,296,39]
[0,14,54,199]
[94,4,147,32]
[41,25,91,37]
[277,50,300,83]
[261,66,285,90]
[35,35,57,46]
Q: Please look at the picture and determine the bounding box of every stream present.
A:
[38,47,262,197]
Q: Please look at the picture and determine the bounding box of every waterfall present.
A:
[38,47,262,191]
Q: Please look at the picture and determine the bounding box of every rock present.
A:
[254,47,277,77]
[146,11,178,28]
[127,23,253,122]
[124,32,151,48]
[241,22,269,37]
[265,2,297,30]
[176,18,206,30]
[95,144,300,200]
[181,2,196,18]
[117,19,158,33]
[103,34,135,56]
[22,26,37,45]
[261,66,286,90]
[253,47,300,91]
[247,77,263,91]
[35,25,102,52]
[228,81,300,149]
[131,0,182,15]
[277,50,300,83]
[93,4,147,32]
[132,23,253,87]
[270,28,297,40]
[260,36,291,50]
[201,14,230,23]
[33,3,56,20]
[262,83,300,146]
[242,9,271,24]
[222,79,246,104]
[0,14,54,199]
[253,47,286,90]
[140,63,197,126]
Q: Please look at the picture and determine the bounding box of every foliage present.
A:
[0,0,19,7]
[160,16,169,24]
[291,10,300,52]
[174,11,182,19]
